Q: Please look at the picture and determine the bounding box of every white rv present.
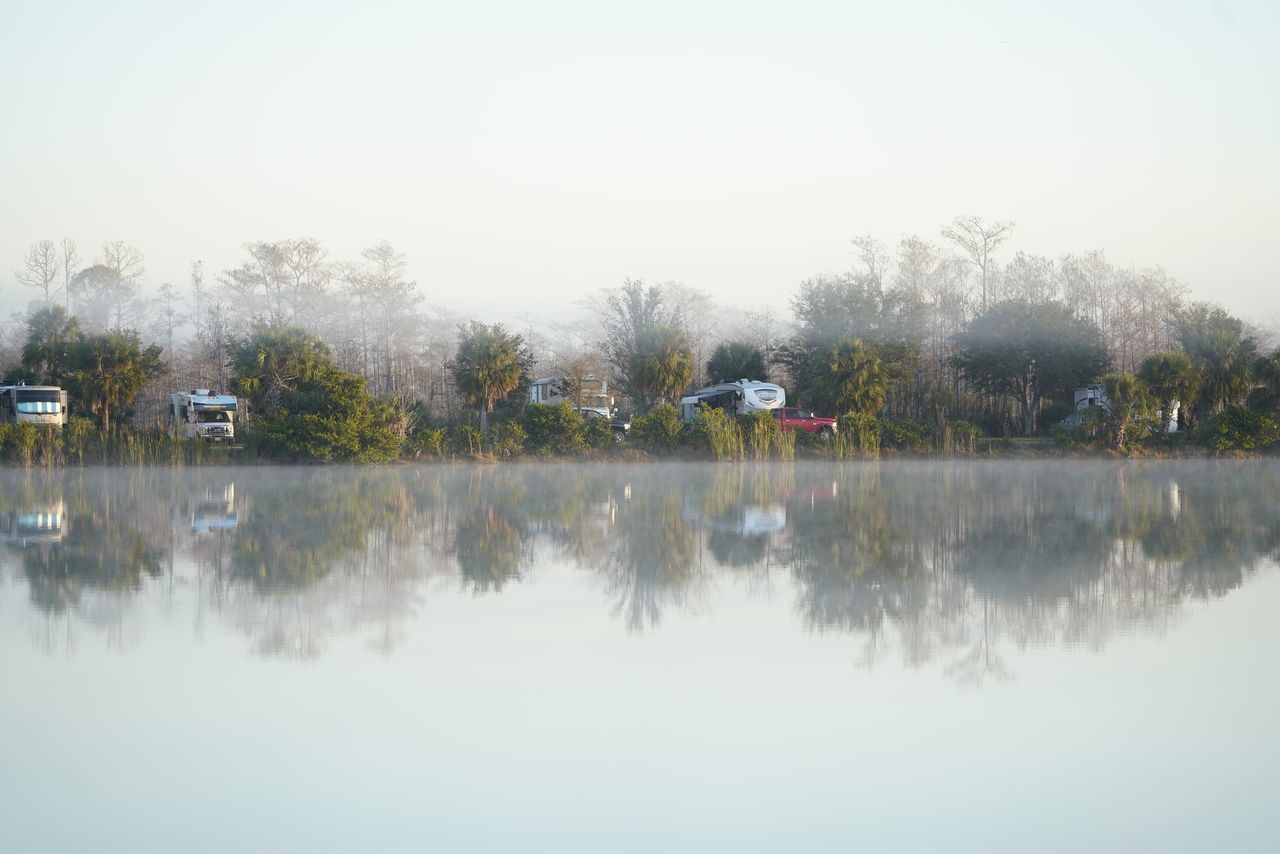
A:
[529,375,614,416]
[0,383,69,428]
[169,390,238,442]
[680,379,785,424]
[1066,384,1179,433]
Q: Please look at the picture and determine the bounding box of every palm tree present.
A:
[1102,372,1156,451]
[631,324,693,406]
[231,326,331,411]
[1250,350,1280,414]
[1137,351,1200,430]
[69,330,164,432]
[706,341,768,383]
[450,322,527,431]
[1175,303,1258,418]
[21,305,81,384]
[822,338,887,416]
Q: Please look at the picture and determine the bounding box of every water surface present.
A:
[2,461,1277,852]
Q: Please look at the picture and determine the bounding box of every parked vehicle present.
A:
[168,390,238,442]
[530,375,614,411]
[679,379,785,425]
[575,406,630,443]
[0,382,68,428]
[772,407,838,440]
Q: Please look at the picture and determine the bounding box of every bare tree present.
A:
[15,239,61,304]
[851,234,890,289]
[60,238,78,311]
[101,240,147,329]
[941,215,1014,312]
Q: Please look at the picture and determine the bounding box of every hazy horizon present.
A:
[3,0,1277,331]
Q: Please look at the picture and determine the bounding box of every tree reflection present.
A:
[2,462,1277,666]
[604,479,697,632]
[454,506,524,593]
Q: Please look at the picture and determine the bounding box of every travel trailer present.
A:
[680,379,785,425]
[529,375,614,416]
[0,382,68,428]
[168,390,238,442]
[1063,384,1179,433]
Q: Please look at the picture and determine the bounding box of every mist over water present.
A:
[3,461,1278,852]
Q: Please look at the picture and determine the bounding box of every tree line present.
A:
[5,217,1279,460]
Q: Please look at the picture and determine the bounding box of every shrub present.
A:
[409,427,448,458]
[488,420,527,458]
[881,418,929,452]
[581,416,616,450]
[517,403,585,455]
[450,425,484,455]
[631,403,686,451]
[1194,406,1280,452]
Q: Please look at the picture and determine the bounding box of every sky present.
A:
[2,0,1277,329]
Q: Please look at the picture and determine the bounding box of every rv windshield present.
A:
[14,389,61,414]
[197,411,231,423]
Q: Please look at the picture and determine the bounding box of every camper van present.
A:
[168,390,238,442]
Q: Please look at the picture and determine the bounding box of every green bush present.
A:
[631,403,686,451]
[881,418,929,452]
[409,427,448,458]
[581,416,616,450]
[1194,405,1280,451]
[488,420,527,458]
[517,403,585,455]
[450,425,484,455]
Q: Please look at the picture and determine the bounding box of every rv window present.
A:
[15,389,61,403]
[197,411,231,423]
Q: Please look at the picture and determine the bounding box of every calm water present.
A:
[2,461,1278,853]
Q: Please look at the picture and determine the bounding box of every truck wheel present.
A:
[612,429,626,444]
[817,426,834,441]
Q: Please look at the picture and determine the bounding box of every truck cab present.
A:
[169,390,238,442]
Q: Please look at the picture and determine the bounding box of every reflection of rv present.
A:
[680,379,785,425]
[186,484,238,534]
[0,501,66,546]
[684,499,787,535]
[0,382,69,428]
[168,390,238,442]
[529,375,614,416]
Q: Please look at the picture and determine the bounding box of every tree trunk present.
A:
[479,402,490,433]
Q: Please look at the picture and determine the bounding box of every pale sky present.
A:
[2,0,1277,328]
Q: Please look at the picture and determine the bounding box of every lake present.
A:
[2,461,1278,853]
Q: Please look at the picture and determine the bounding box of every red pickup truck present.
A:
[771,407,838,439]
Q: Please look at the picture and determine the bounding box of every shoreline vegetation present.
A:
[6,229,1280,466]
[0,404,1274,469]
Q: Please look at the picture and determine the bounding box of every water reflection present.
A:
[1,462,1277,671]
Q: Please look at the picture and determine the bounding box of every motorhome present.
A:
[680,379,785,425]
[0,382,69,428]
[168,390,238,442]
